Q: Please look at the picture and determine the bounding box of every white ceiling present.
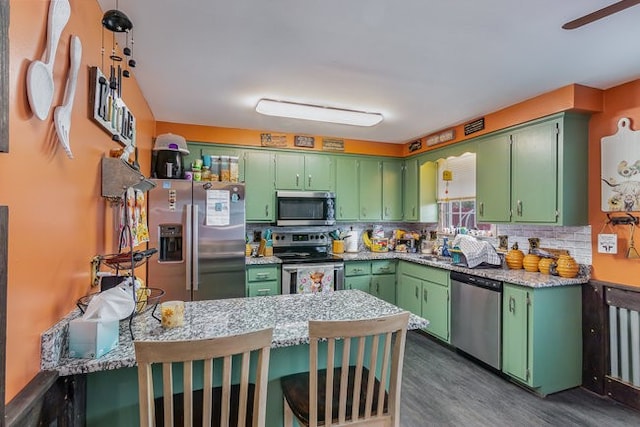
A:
[97,0,640,144]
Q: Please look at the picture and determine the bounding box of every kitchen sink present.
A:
[419,255,452,263]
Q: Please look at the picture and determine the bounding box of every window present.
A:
[436,153,492,234]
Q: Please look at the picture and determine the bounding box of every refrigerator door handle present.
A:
[192,205,199,291]
[185,204,193,291]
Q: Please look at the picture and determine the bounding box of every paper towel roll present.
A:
[345,230,359,252]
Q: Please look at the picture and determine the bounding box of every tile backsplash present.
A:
[246,223,593,265]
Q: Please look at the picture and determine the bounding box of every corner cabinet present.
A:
[244,151,275,222]
[502,282,582,396]
[476,113,589,225]
[397,261,450,343]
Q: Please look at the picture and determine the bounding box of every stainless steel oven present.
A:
[282,262,345,294]
[273,231,344,294]
[276,191,336,226]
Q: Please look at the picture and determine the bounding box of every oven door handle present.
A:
[282,263,343,271]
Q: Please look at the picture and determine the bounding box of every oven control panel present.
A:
[272,232,329,246]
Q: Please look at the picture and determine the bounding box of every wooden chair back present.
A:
[283,312,409,427]
[134,328,273,427]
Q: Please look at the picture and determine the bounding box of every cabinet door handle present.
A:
[384,207,389,217]
[509,296,515,313]
[376,282,380,293]
[257,288,270,296]
[479,202,484,217]
[255,273,269,279]
[412,207,416,217]
[379,266,389,271]
[265,204,269,217]
[415,286,419,299]
[340,206,343,218]
[296,174,300,187]
[362,207,367,217]
[516,200,523,216]
[423,288,428,303]
[308,175,312,187]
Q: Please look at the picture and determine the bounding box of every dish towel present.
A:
[452,234,501,268]
[297,266,334,294]
[119,188,149,249]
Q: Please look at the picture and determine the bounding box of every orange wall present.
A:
[155,122,404,157]
[588,80,640,286]
[3,0,154,402]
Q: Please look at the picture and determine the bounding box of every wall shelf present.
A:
[101,157,155,199]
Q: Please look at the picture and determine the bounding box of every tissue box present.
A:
[68,318,119,358]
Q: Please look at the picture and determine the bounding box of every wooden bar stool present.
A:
[134,328,273,427]
[280,312,410,427]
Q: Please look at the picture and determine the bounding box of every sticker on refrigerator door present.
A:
[205,190,230,226]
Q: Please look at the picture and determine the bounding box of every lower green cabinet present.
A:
[502,282,582,395]
[246,265,280,297]
[344,260,396,305]
[397,261,450,343]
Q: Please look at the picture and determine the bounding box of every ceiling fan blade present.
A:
[562,0,640,29]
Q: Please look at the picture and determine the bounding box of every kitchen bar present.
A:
[41,290,428,426]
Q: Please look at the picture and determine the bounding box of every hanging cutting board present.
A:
[601,118,640,212]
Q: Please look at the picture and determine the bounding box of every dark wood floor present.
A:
[401,331,640,426]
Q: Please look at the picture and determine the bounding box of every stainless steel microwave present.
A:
[276,191,336,226]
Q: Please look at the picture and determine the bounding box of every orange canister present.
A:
[505,243,524,270]
[556,255,579,278]
[538,257,554,275]
[523,253,541,272]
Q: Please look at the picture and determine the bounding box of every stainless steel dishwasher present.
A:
[450,271,502,370]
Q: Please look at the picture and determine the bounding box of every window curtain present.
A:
[436,152,476,201]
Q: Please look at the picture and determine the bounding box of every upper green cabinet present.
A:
[359,158,383,220]
[244,151,275,222]
[476,132,511,223]
[403,159,419,221]
[476,113,589,225]
[335,157,360,221]
[382,160,403,221]
[275,152,334,191]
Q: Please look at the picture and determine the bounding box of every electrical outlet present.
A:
[253,230,262,242]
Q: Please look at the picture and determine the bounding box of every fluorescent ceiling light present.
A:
[255,99,383,127]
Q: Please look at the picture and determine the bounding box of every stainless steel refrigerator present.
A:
[147,179,246,301]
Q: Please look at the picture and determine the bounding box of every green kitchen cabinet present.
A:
[476,112,589,225]
[382,160,403,221]
[344,261,371,293]
[345,275,370,292]
[246,265,280,297]
[335,157,360,221]
[244,151,275,221]
[370,260,396,304]
[397,261,450,342]
[344,260,396,304]
[476,132,511,222]
[502,282,582,396]
[403,158,419,221]
[396,273,422,316]
[359,158,383,220]
[275,152,334,191]
[511,119,559,223]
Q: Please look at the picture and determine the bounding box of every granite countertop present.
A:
[246,256,282,265]
[41,290,428,377]
[246,251,590,288]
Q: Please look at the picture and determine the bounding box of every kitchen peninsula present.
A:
[41,290,428,426]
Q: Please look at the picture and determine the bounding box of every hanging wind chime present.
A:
[100,0,136,127]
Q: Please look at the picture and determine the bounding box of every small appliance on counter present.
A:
[151,133,189,179]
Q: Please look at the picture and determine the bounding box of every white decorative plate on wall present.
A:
[601,117,640,212]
